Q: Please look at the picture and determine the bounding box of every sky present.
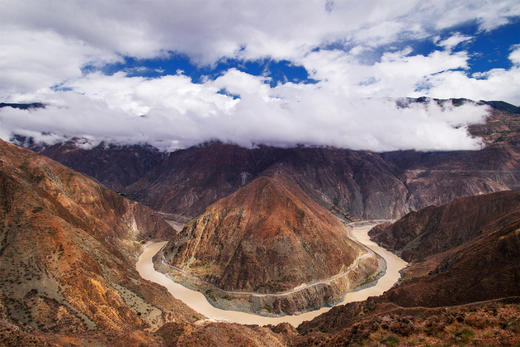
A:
[1,0,520,152]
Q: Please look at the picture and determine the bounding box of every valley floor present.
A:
[136,222,407,327]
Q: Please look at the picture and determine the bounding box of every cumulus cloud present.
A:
[0,27,119,96]
[2,0,519,66]
[510,45,520,65]
[0,0,519,151]
[423,46,520,104]
[435,33,473,50]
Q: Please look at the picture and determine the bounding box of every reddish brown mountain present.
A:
[383,209,520,307]
[0,139,200,344]
[161,174,379,314]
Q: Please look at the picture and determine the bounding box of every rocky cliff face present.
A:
[383,211,520,307]
[161,174,379,314]
[0,139,200,344]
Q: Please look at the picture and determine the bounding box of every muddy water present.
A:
[135,223,407,327]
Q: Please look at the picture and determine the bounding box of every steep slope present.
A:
[369,190,520,307]
[383,211,520,307]
[293,191,520,345]
[124,142,415,220]
[367,190,520,307]
[124,140,520,220]
[128,141,271,219]
[159,174,380,314]
[35,140,165,192]
[0,139,201,343]
[369,190,520,261]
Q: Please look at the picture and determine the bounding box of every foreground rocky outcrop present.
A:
[159,174,380,315]
[293,297,520,346]
[0,139,201,344]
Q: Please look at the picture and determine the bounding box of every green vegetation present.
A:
[360,271,382,286]
[381,334,400,346]
[455,327,474,343]
[205,289,216,301]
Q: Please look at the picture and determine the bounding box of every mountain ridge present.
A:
[159,174,380,315]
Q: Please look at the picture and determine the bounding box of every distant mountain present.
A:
[126,142,411,220]
[0,139,200,344]
[22,99,520,222]
[30,139,165,192]
[160,174,379,315]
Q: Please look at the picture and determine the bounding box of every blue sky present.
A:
[85,56,317,87]
[1,1,520,151]
[82,19,520,88]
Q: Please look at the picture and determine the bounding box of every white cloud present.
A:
[423,48,520,104]
[0,27,119,96]
[297,48,469,99]
[510,45,520,65]
[2,0,519,67]
[0,0,519,151]
[435,33,473,50]
[0,68,490,152]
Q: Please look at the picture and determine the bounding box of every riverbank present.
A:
[136,222,407,326]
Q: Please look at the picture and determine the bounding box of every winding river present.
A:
[135,222,407,327]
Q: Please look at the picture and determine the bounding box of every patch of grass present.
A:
[381,334,400,346]
[507,319,520,334]
[455,327,474,343]
[360,271,382,286]
[205,289,216,301]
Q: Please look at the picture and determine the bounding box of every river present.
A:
[135,222,407,327]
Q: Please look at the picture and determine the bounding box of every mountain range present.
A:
[0,98,519,345]
[23,99,520,223]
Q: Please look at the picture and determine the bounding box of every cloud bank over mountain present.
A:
[0,0,519,151]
